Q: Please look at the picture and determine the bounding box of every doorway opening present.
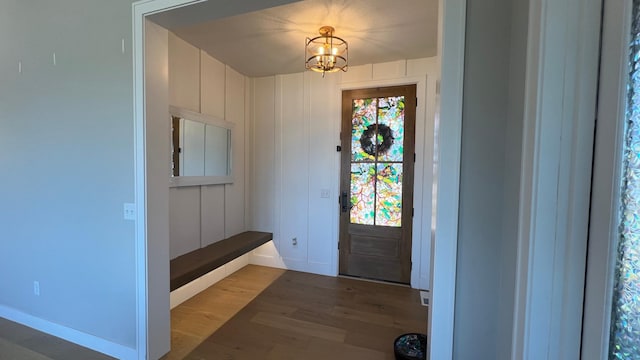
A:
[132,0,466,358]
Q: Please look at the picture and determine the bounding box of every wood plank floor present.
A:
[180,266,428,359]
[162,265,286,359]
[0,265,427,360]
[0,318,114,360]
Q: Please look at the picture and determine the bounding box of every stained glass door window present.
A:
[350,96,405,227]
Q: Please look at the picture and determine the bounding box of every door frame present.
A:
[338,85,418,284]
[339,77,430,289]
[510,0,602,357]
[581,0,632,358]
[132,1,467,359]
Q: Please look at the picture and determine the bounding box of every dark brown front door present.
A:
[339,85,417,284]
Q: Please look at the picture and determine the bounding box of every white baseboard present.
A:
[170,254,250,309]
[418,275,431,290]
[281,258,311,272]
[306,261,334,277]
[248,255,286,269]
[225,254,249,274]
[0,305,137,360]
[247,242,335,277]
[248,241,286,269]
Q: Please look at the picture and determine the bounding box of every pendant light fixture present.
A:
[305,26,348,76]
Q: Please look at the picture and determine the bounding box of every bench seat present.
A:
[170,231,273,291]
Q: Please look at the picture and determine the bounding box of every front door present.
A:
[339,85,417,284]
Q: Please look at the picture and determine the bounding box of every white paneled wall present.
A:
[200,52,225,119]
[168,33,199,113]
[307,73,341,274]
[168,33,247,259]
[225,67,247,238]
[200,185,225,247]
[249,58,439,288]
[169,187,201,257]
[249,77,276,233]
[275,73,308,270]
[247,77,280,267]
[168,39,438,288]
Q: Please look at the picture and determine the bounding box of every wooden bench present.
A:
[170,231,273,291]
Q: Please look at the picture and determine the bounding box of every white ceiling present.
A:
[152,0,439,77]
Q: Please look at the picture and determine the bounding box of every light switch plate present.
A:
[124,203,136,221]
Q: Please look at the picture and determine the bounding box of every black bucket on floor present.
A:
[393,333,427,360]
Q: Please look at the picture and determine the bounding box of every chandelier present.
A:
[305,26,348,76]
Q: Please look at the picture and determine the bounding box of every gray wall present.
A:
[454,0,527,358]
[0,0,137,348]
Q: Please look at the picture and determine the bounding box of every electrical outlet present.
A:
[420,290,429,307]
[33,281,40,296]
[292,237,298,246]
[123,203,136,221]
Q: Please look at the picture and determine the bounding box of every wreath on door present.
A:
[360,124,394,156]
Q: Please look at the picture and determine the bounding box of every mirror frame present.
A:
[169,105,234,187]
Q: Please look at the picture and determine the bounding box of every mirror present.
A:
[169,106,233,187]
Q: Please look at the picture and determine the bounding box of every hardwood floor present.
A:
[0,265,427,360]
[179,266,427,359]
[0,318,114,360]
[162,265,286,359]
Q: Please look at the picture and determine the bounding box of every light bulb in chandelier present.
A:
[305,26,348,76]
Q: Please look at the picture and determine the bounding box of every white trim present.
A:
[428,0,466,358]
[512,0,601,357]
[133,1,467,359]
[169,105,234,129]
[338,75,431,290]
[169,255,249,309]
[132,5,147,359]
[132,1,205,359]
[0,305,137,360]
[273,75,283,259]
[169,176,233,187]
[169,105,234,186]
[581,0,632,358]
[339,76,426,90]
[306,261,334,277]
[249,242,287,269]
[512,0,559,354]
[330,77,341,278]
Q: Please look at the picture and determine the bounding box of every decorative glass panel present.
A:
[350,163,375,225]
[378,96,405,162]
[376,163,403,227]
[610,1,640,358]
[349,94,406,227]
[351,98,377,161]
